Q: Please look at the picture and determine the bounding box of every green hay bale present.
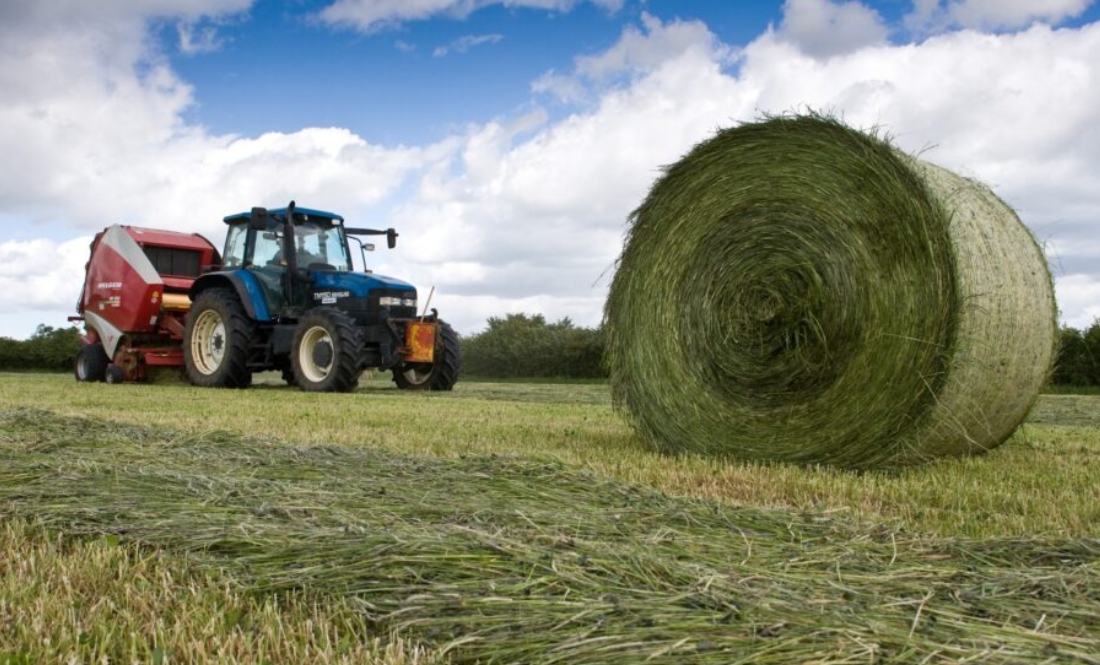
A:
[605,115,1057,468]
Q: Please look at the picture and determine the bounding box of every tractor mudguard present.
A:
[190,271,273,322]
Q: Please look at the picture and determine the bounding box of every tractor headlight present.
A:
[379,296,417,308]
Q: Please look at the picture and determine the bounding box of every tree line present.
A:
[460,313,607,379]
[0,315,609,379]
[1051,323,1100,386]
[0,325,82,372]
[7,317,1100,385]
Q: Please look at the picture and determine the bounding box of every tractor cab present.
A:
[223,206,355,269]
[221,205,360,316]
[214,203,413,318]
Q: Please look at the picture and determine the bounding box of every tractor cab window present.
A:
[223,224,247,268]
[254,228,284,267]
[294,223,350,271]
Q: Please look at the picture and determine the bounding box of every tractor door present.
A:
[221,219,284,314]
[248,226,289,315]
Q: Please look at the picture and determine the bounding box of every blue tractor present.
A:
[183,202,460,392]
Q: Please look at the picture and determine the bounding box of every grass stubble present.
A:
[1,390,1099,663]
[2,374,1097,539]
[0,520,438,665]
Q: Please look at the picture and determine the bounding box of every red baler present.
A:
[71,225,219,382]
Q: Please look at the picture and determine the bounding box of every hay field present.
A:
[2,372,1099,663]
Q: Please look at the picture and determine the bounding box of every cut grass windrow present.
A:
[0,520,438,665]
[1,408,1098,663]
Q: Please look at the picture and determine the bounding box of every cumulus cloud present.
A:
[576,12,730,78]
[1053,274,1100,328]
[0,237,91,314]
[776,0,889,58]
[2,2,1100,340]
[317,0,623,33]
[533,12,730,103]
[406,13,1100,333]
[0,0,453,337]
[906,0,1095,32]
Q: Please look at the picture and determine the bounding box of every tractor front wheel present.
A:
[393,320,461,391]
[74,343,109,382]
[184,288,256,388]
[292,309,363,392]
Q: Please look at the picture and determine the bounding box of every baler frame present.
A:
[70,225,220,382]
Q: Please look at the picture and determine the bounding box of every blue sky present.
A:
[164,1,781,144]
[163,0,1099,144]
[2,0,1100,340]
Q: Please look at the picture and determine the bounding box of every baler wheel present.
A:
[292,308,363,392]
[105,365,125,384]
[393,320,461,391]
[74,344,109,382]
[183,288,256,388]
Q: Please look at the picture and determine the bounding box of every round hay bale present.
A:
[604,115,1057,468]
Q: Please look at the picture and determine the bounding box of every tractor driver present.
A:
[262,227,322,268]
[293,225,326,269]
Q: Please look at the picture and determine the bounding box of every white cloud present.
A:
[1054,274,1100,328]
[0,0,454,337]
[318,0,623,33]
[425,15,1100,333]
[0,237,93,319]
[776,0,889,58]
[906,0,1095,32]
[531,70,589,103]
[433,33,503,57]
[575,12,729,78]
[3,3,1100,341]
[178,21,225,55]
[532,12,731,103]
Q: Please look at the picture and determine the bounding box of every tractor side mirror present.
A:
[249,207,269,230]
[387,228,398,249]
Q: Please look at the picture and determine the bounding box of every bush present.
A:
[461,314,607,379]
[0,325,81,372]
[1051,322,1100,387]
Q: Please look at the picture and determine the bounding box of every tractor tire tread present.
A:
[292,308,363,393]
[74,343,109,382]
[183,287,256,389]
[429,321,462,391]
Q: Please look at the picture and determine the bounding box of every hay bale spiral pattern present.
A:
[605,115,1057,468]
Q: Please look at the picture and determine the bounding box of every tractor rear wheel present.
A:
[393,320,461,391]
[74,343,109,382]
[292,308,363,392]
[184,288,256,388]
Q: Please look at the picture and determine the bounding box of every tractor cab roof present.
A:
[222,207,345,225]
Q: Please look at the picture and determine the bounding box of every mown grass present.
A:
[0,518,439,665]
[1,373,1098,539]
[2,407,1099,663]
[1042,384,1100,395]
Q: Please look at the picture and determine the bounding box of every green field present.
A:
[2,372,1099,663]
